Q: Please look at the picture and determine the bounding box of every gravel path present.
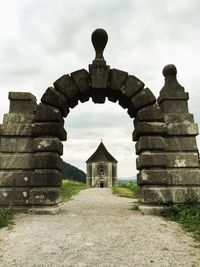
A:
[0,188,200,267]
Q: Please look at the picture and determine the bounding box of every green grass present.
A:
[61,179,88,202]
[0,209,14,228]
[161,204,200,242]
[113,181,138,198]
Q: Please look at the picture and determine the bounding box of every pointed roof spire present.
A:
[86,141,117,163]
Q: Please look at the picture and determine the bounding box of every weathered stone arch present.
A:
[0,29,200,214]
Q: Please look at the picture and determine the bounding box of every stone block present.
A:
[3,114,34,124]
[9,92,37,114]
[137,169,200,186]
[33,169,62,187]
[121,75,144,98]
[34,103,64,123]
[29,187,61,205]
[158,91,189,101]
[0,124,32,136]
[159,100,188,113]
[132,122,167,141]
[0,172,15,186]
[135,104,164,122]
[131,88,156,109]
[0,138,33,153]
[118,94,131,109]
[9,92,36,101]
[54,74,79,108]
[165,152,199,168]
[165,137,198,151]
[136,152,166,170]
[32,123,67,141]
[167,123,199,136]
[89,64,110,89]
[108,69,128,102]
[0,154,33,169]
[139,186,200,204]
[118,74,144,108]
[0,170,62,187]
[41,87,69,117]
[34,137,63,155]
[127,103,137,118]
[0,187,30,206]
[33,152,62,170]
[91,88,107,104]
[71,69,91,103]
[135,136,165,155]
[164,113,194,123]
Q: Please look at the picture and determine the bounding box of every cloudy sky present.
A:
[0,0,200,178]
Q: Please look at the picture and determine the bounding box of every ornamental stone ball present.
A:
[91,28,108,63]
[162,64,177,77]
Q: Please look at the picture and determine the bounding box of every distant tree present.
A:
[61,161,86,183]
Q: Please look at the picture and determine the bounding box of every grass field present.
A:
[61,179,88,202]
[112,182,138,198]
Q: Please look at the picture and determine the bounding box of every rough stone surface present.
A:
[167,123,199,135]
[135,136,165,154]
[34,137,63,155]
[118,74,144,108]
[131,88,156,110]
[41,87,69,117]
[121,74,144,98]
[0,170,62,187]
[3,113,34,124]
[137,152,199,169]
[139,186,200,204]
[165,152,199,168]
[71,69,91,103]
[0,154,33,169]
[29,187,61,205]
[136,153,166,169]
[0,138,33,153]
[9,92,37,114]
[0,124,32,136]
[108,68,128,102]
[32,123,67,141]
[33,152,62,170]
[34,103,64,123]
[89,64,110,88]
[135,103,164,122]
[132,122,167,141]
[138,169,200,185]
[9,92,36,101]
[164,113,194,123]
[0,187,30,205]
[159,99,189,113]
[165,136,198,151]
[89,64,110,103]
[54,74,79,108]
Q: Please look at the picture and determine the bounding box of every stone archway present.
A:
[0,29,200,214]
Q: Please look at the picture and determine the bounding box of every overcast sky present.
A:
[0,0,200,178]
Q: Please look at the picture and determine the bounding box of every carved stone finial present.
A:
[162,64,183,91]
[91,28,108,64]
[162,64,177,77]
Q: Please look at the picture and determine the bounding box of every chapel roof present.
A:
[86,141,118,163]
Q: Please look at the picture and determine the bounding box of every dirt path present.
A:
[0,188,199,267]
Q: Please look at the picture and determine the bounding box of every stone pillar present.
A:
[0,92,36,207]
[138,65,200,212]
